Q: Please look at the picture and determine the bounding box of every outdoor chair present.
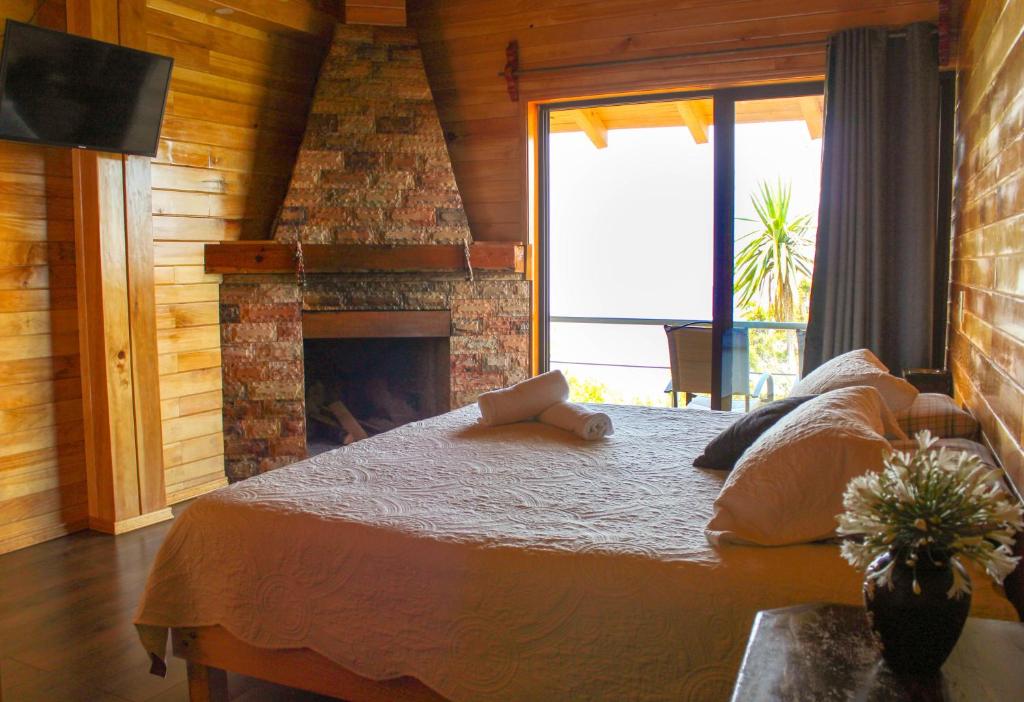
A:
[664,322,774,412]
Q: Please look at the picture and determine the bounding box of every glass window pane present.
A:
[549,110,714,320]
[732,96,822,398]
[550,322,672,406]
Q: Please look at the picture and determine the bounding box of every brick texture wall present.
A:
[950,0,1024,491]
[274,24,471,245]
[219,278,307,479]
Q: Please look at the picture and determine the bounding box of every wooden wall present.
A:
[0,0,332,552]
[407,0,939,244]
[0,0,88,553]
[145,0,329,503]
[950,0,1024,491]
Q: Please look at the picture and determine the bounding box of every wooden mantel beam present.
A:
[205,242,525,274]
[344,0,405,27]
[675,101,709,144]
[569,109,608,149]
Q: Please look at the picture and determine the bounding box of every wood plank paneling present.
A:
[4,1,333,543]
[144,0,330,503]
[950,0,1024,492]
[406,0,938,244]
[0,0,89,554]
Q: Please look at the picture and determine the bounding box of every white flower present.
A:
[836,431,1024,598]
[948,558,972,598]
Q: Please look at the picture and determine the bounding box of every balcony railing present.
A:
[549,315,808,405]
[550,315,807,331]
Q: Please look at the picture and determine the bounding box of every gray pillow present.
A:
[693,395,816,470]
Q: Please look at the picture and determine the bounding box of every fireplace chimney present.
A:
[273,15,471,247]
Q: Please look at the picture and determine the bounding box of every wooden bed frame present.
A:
[172,626,448,702]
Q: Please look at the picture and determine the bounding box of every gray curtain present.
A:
[803,23,939,375]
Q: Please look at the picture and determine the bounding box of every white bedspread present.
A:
[136,404,1017,701]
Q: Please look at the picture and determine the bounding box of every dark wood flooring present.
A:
[0,505,334,701]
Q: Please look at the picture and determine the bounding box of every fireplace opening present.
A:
[303,336,451,456]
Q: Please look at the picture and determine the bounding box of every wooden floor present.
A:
[0,505,334,701]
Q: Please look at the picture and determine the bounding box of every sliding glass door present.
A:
[539,82,823,411]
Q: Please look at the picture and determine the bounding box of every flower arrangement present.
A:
[837,431,1023,598]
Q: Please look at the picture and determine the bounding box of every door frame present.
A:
[536,80,823,409]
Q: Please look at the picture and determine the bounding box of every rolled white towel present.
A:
[538,401,614,440]
[477,370,570,426]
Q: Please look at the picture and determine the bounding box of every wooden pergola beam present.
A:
[570,109,608,149]
[798,96,824,140]
[675,101,709,144]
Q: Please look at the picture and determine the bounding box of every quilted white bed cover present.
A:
[135,404,1016,701]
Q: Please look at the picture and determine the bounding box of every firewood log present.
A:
[328,400,368,442]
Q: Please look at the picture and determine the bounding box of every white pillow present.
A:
[705,386,892,546]
[792,348,918,413]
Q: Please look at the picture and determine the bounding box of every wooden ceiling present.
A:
[549,95,824,148]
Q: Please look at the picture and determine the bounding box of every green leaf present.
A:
[732,178,815,321]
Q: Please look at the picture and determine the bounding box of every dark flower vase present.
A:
[863,552,971,675]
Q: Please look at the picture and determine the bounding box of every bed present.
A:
[135,404,1019,701]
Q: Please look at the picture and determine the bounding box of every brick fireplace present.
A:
[212,22,530,481]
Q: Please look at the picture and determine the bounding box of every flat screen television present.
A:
[0,21,173,157]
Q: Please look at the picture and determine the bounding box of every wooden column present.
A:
[68,0,171,533]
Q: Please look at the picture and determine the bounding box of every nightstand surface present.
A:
[730,602,1024,702]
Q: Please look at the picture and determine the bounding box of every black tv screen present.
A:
[0,21,173,157]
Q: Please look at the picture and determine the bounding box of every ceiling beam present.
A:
[798,96,824,140]
[675,101,709,144]
[570,109,608,149]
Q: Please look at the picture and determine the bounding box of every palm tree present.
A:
[734,179,814,322]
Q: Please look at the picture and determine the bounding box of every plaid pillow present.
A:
[894,393,979,440]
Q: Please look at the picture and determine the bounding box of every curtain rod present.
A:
[498,27,937,79]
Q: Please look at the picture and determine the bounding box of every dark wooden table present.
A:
[730,603,1024,701]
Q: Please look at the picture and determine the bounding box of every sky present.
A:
[547,113,822,404]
